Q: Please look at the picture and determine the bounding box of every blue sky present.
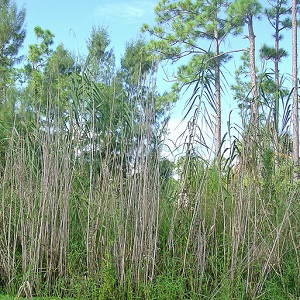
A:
[16,0,157,61]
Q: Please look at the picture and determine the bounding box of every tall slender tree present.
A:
[227,0,262,138]
[292,0,298,178]
[24,26,54,112]
[86,26,115,85]
[143,0,231,157]
[0,0,26,169]
[260,0,291,165]
[117,38,176,161]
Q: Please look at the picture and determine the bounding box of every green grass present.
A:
[0,297,74,300]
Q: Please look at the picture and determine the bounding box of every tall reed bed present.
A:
[0,67,300,299]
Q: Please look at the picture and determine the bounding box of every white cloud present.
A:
[95,1,155,23]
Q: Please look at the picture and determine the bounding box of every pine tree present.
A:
[227,0,262,138]
[0,0,26,169]
[143,0,231,157]
[292,0,298,178]
[0,0,26,103]
[260,0,291,165]
[0,0,26,73]
[86,26,115,85]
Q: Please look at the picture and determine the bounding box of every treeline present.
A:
[143,0,299,169]
[0,0,300,299]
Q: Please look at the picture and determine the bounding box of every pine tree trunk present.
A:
[274,2,280,168]
[247,14,259,137]
[214,28,221,157]
[292,0,299,179]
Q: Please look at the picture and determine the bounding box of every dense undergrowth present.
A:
[0,70,299,300]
